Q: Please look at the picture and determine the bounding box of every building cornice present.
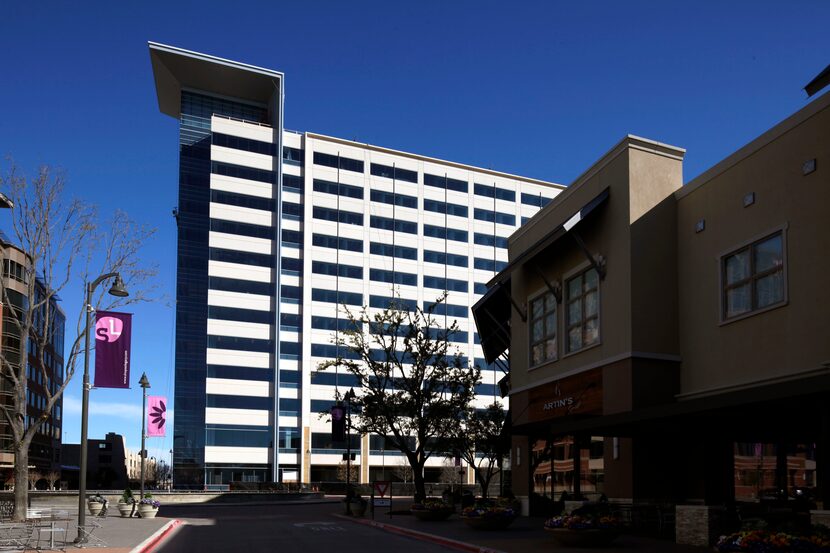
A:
[511,134,685,243]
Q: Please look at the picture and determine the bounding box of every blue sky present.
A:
[1,1,828,463]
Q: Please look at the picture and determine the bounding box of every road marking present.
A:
[292,522,346,532]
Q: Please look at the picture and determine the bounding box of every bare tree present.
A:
[336,460,359,484]
[394,458,413,484]
[318,293,480,503]
[45,471,60,491]
[0,162,156,519]
[27,470,41,491]
[448,401,509,499]
[440,459,463,487]
[151,460,171,489]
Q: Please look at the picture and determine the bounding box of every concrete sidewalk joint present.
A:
[130,519,185,553]
[333,514,507,553]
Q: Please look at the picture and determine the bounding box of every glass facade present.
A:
[173,91,271,489]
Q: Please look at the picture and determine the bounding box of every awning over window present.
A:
[471,280,512,365]
[487,187,609,287]
[473,187,609,365]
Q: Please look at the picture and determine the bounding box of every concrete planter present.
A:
[138,504,159,518]
[343,499,367,517]
[87,501,104,516]
[117,502,136,518]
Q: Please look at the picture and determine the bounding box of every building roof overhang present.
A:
[148,42,284,119]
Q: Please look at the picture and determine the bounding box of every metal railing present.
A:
[211,113,271,128]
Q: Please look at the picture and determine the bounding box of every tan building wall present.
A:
[676,92,830,398]
[493,87,830,511]
[508,136,684,423]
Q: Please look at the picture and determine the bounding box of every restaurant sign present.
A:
[527,368,603,423]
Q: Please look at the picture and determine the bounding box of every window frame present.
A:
[719,226,788,324]
[528,285,559,369]
[563,264,601,355]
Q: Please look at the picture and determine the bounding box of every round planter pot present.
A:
[138,505,159,519]
[411,508,454,521]
[461,515,516,530]
[117,503,135,518]
[343,500,367,517]
[87,501,104,516]
[544,527,620,547]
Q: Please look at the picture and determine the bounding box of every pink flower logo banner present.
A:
[148,396,167,437]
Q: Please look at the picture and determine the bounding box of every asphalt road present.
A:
[157,501,451,553]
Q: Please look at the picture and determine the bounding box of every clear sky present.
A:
[0,1,828,466]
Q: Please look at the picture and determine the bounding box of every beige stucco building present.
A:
[474,79,829,544]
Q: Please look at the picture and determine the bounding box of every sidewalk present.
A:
[23,511,178,553]
[335,499,710,553]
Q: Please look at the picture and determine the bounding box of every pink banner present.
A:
[148,396,167,437]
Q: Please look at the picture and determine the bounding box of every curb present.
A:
[333,514,507,553]
[130,519,185,553]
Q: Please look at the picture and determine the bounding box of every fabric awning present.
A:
[473,187,609,365]
[471,280,513,364]
[487,187,609,287]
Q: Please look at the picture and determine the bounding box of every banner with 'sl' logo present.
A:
[94,311,132,389]
[148,396,167,437]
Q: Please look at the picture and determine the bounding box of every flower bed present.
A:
[544,514,621,530]
[544,513,622,547]
[411,499,454,521]
[715,529,830,552]
[460,498,518,530]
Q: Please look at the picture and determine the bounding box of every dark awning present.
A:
[805,64,830,97]
[471,280,513,364]
[473,187,609,364]
[487,187,609,287]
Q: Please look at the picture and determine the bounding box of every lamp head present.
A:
[108,274,129,297]
[139,372,151,389]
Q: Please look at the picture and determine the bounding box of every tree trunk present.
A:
[475,466,495,499]
[412,463,427,503]
[13,442,28,521]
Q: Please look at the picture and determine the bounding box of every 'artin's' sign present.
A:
[527,368,603,423]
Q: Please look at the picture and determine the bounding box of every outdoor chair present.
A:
[0,521,35,550]
[74,520,107,548]
[32,509,70,551]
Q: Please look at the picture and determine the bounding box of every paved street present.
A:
[157,501,450,553]
[154,499,710,553]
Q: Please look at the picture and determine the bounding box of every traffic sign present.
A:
[373,498,391,507]
[373,480,391,498]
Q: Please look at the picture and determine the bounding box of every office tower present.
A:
[149,42,562,488]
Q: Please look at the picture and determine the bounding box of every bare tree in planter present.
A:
[45,471,60,491]
[0,163,155,520]
[318,293,480,503]
[27,471,41,491]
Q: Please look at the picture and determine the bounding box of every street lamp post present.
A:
[75,273,128,543]
[344,387,356,515]
[139,372,151,502]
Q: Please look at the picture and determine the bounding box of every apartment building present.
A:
[0,233,65,476]
[149,43,564,488]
